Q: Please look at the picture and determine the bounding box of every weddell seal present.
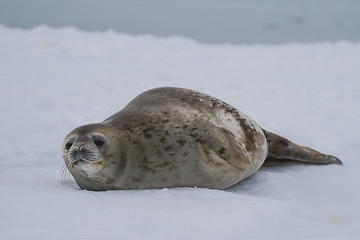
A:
[62,87,342,191]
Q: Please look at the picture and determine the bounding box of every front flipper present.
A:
[203,126,253,170]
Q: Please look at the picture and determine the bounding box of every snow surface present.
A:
[0,25,359,240]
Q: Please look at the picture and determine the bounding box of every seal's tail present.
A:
[262,130,342,167]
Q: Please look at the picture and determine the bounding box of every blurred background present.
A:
[1,0,359,44]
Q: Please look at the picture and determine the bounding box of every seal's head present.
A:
[62,123,125,190]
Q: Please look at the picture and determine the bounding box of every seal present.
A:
[62,87,342,191]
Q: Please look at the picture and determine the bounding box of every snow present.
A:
[0,25,359,239]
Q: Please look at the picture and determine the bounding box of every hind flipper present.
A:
[262,130,342,166]
[263,155,342,167]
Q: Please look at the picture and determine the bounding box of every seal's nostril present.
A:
[77,142,88,150]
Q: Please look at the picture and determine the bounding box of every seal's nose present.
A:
[69,141,97,165]
[69,142,86,164]
[76,142,88,152]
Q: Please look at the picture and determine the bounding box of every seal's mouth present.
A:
[69,147,97,165]
[70,158,103,178]
[71,158,102,173]
[72,158,93,165]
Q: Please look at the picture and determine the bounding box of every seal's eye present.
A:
[94,139,105,147]
[92,135,106,148]
[65,142,73,150]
